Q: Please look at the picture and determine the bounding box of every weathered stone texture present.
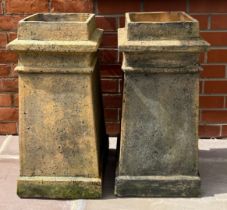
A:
[7,13,104,199]
[19,73,99,177]
[119,73,199,176]
[115,175,201,197]
[116,12,210,197]
[17,176,101,199]
[18,13,96,41]
[126,12,199,40]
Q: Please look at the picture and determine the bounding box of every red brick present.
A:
[0,15,24,31]
[105,122,120,136]
[6,0,48,14]
[190,0,227,13]
[0,65,11,77]
[13,94,18,107]
[100,65,123,78]
[201,110,227,123]
[199,125,220,138]
[119,16,125,28]
[0,122,17,134]
[51,0,93,12]
[7,32,17,42]
[199,96,224,108]
[204,81,227,94]
[211,15,227,29]
[0,94,12,106]
[119,79,123,93]
[0,33,7,48]
[96,16,117,31]
[119,52,123,64]
[100,33,117,48]
[0,107,18,121]
[104,108,118,122]
[0,79,18,92]
[200,65,225,78]
[191,15,208,30]
[102,94,122,108]
[200,53,205,64]
[144,0,187,11]
[208,50,227,63]
[0,50,18,63]
[221,125,227,137]
[101,79,118,93]
[201,32,227,46]
[199,81,203,94]
[99,50,118,64]
[97,0,141,14]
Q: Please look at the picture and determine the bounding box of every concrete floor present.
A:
[0,136,227,210]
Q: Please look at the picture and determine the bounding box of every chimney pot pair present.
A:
[7,11,209,199]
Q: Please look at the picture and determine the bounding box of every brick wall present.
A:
[0,0,227,138]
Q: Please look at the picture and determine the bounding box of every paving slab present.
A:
[0,136,19,156]
[81,140,227,210]
[0,159,71,210]
[0,136,9,151]
[0,137,227,210]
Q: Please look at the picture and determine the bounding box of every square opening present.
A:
[24,13,92,23]
[129,12,194,23]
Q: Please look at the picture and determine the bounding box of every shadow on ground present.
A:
[102,149,117,199]
[102,146,227,199]
[200,148,227,197]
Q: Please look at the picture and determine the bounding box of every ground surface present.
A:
[0,136,227,210]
